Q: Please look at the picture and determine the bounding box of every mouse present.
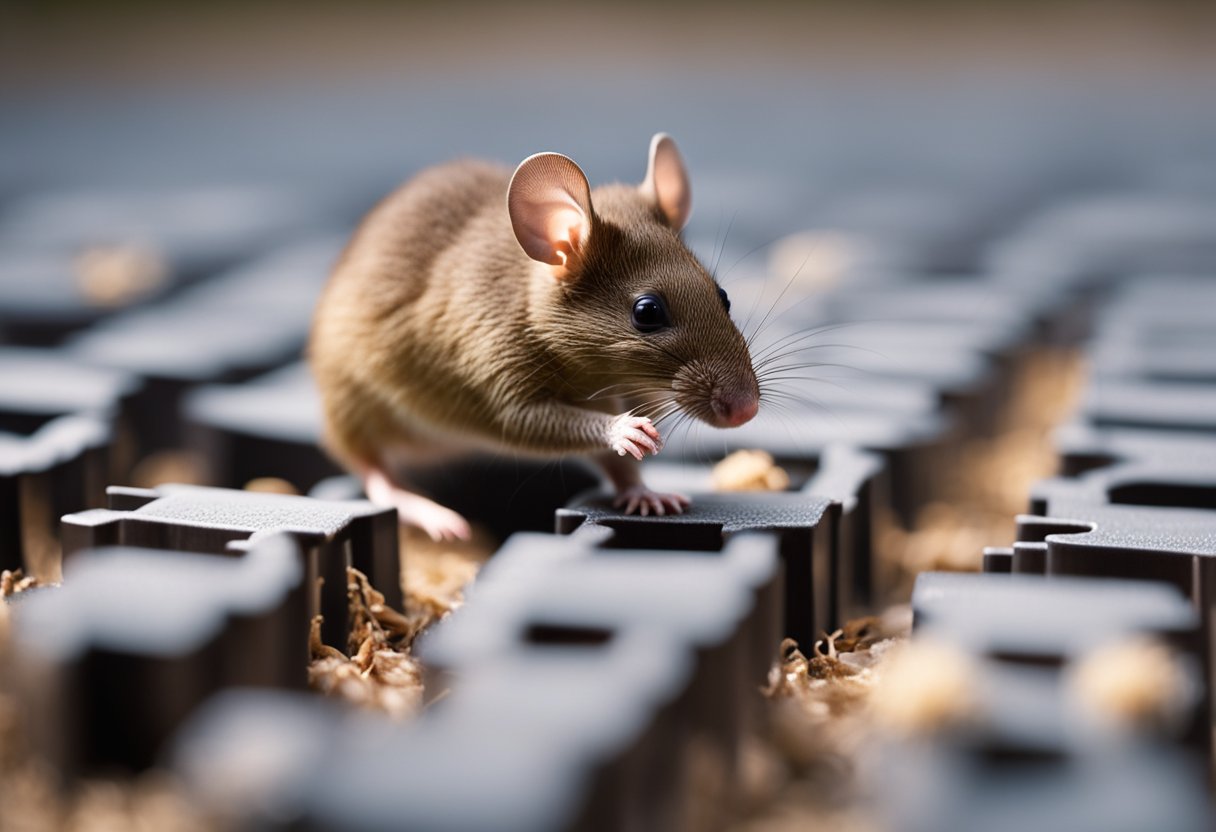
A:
[310,133,760,541]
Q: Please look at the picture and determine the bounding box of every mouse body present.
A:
[310,134,759,540]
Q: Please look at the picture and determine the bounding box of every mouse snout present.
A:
[709,386,759,427]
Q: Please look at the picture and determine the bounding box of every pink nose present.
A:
[711,392,759,427]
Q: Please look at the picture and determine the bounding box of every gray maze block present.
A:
[342,632,697,832]
[61,483,399,647]
[1087,278,1216,385]
[913,572,1198,667]
[170,690,345,829]
[0,186,335,345]
[418,531,777,768]
[753,320,1001,427]
[557,491,834,646]
[801,186,998,272]
[877,740,1211,832]
[172,677,695,832]
[1015,498,1216,591]
[642,442,888,616]
[0,184,333,278]
[1051,423,1216,479]
[0,347,141,431]
[64,236,345,451]
[0,250,131,345]
[184,362,340,492]
[1009,500,1216,753]
[1090,335,1216,386]
[1079,379,1216,435]
[1031,436,1216,517]
[803,444,889,610]
[11,534,306,777]
[893,573,1210,831]
[749,317,1008,434]
[660,406,950,527]
[0,348,141,572]
[0,415,113,574]
[185,364,600,535]
[986,193,1216,287]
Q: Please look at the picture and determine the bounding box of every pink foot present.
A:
[363,469,472,542]
[613,484,690,517]
[607,414,663,460]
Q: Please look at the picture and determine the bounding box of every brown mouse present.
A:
[310,133,760,541]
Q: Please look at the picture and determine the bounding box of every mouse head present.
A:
[508,133,759,429]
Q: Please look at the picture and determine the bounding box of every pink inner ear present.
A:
[508,152,594,267]
[644,135,692,230]
[515,198,587,266]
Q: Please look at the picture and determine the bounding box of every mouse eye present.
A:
[717,287,731,313]
[631,294,669,333]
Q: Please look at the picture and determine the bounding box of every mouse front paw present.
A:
[607,414,663,460]
[613,484,690,517]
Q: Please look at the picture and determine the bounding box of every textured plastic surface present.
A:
[61,482,398,646]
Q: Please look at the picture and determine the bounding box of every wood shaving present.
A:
[712,450,791,492]
[739,614,908,830]
[2,569,43,599]
[306,526,494,719]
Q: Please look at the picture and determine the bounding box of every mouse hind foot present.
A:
[612,484,690,517]
[362,467,472,542]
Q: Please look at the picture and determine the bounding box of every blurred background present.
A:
[3,3,1216,831]
[2,1,1215,257]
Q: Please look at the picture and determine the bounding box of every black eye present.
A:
[631,294,669,332]
[717,287,731,313]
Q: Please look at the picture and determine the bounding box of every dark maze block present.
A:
[63,236,344,450]
[1079,379,1216,435]
[10,534,307,776]
[61,483,399,647]
[0,414,114,576]
[803,443,889,611]
[0,348,141,574]
[170,689,345,828]
[558,491,835,647]
[184,362,340,492]
[913,571,1198,663]
[418,531,778,776]
[1051,423,1216,479]
[409,628,697,832]
[659,407,952,527]
[877,738,1211,832]
[892,571,1209,828]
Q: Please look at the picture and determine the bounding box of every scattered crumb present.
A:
[713,450,790,492]
[74,244,168,307]
[767,230,857,292]
[1069,637,1195,733]
[868,639,980,737]
[129,452,207,489]
[242,477,298,495]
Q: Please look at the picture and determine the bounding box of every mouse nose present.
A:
[710,390,759,427]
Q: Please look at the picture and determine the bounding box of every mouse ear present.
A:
[640,133,692,231]
[508,152,593,272]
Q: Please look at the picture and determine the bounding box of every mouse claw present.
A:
[607,414,663,459]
